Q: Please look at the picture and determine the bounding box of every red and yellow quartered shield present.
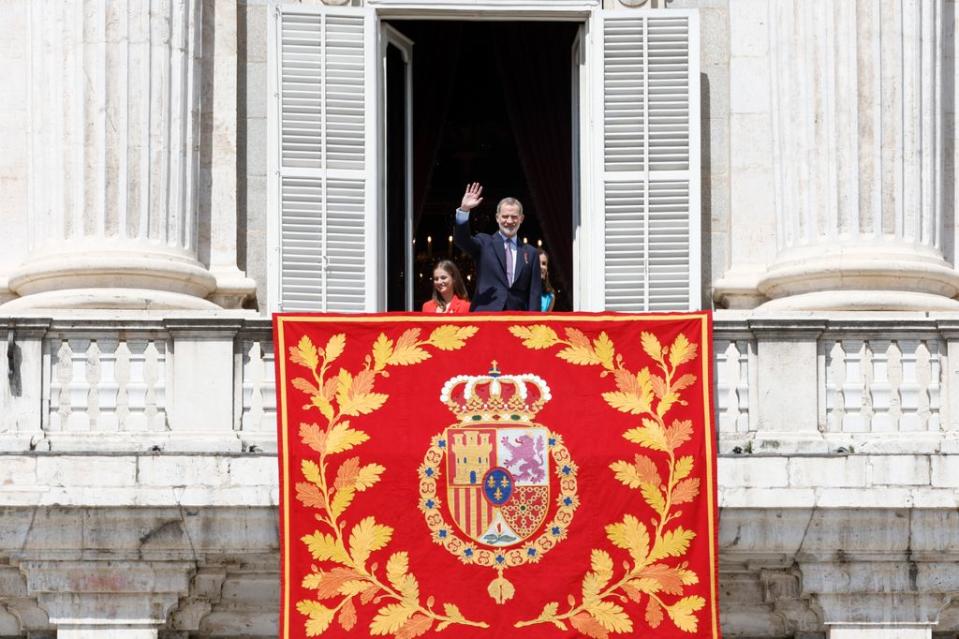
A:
[274,313,720,639]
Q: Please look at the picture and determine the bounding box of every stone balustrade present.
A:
[1,311,959,636]
[5,312,958,455]
[0,314,274,454]
[713,313,959,454]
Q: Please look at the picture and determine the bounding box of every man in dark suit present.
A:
[453,182,542,311]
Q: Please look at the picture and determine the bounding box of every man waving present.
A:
[453,182,542,311]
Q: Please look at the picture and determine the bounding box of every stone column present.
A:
[757,0,959,310]
[4,0,219,310]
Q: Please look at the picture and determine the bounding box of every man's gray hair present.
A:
[496,197,524,217]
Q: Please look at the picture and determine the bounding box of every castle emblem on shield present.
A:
[448,426,549,545]
[419,362,580,603]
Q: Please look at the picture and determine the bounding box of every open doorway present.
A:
[383,20,579,311]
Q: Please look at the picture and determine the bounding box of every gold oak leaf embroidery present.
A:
[509,326,706,635]
[289,328,488,637]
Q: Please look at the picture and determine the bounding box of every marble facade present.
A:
[0,0,957,637]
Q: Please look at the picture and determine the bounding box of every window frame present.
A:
[266,1,700,313]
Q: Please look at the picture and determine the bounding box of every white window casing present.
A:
[267,6,699,313]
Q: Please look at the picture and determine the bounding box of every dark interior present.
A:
[384,20,579,311]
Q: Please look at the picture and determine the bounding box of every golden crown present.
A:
[440,361,552,423]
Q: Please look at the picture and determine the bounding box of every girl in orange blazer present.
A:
[422,260,471,313]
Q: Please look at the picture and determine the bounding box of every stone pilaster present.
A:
[206,0,255,308]
[757,0,959,310]
[4,0,218,310]
[712,0,776,309]
[0,319,49,451]
[165,317,243,450]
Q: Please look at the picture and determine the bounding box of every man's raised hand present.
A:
[460,182,484,211]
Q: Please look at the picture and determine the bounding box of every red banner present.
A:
[275,313,720,639]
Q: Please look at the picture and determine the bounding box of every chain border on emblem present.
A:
[418,429,580,603]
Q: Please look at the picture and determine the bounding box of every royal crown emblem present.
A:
[419,362,579,604]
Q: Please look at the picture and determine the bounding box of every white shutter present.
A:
[272,8,374,312]
[595,11,700,311]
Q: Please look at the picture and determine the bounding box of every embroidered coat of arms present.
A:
[420,363,579,602]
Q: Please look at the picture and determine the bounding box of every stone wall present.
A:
[0,314,956,636]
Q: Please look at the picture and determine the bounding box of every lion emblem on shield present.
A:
[501,433,546,484]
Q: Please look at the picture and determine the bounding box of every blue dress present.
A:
[540,292,555,312]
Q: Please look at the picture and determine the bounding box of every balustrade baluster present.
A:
[827,341,846,432]
[85,341,101,430]
[115,341,131,430]
[54,340,73,430]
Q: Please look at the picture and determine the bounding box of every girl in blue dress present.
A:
[538,249,556,312]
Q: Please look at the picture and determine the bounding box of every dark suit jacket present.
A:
[454,216,542,311]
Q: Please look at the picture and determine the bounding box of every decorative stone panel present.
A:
[823,337,942,433]
[45,335,169,433]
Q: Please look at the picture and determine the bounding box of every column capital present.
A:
[20,560,194,628]
[826,624,934,639]
[800,560,953,627]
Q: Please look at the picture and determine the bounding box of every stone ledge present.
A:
[13,431,957,457]
[720,433,959,456]
[0,507,279,560]
[0,486,278,507]
[720,487,959,509]
[1,453,956,507]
